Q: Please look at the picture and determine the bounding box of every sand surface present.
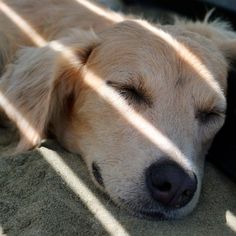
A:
[0,126,236,236]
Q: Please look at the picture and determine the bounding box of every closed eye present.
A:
[106,80,152,107]
[119,85,150,105]
[196,109,225,125]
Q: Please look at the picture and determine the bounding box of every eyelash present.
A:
[107,80,152,107]
[119,86,146,104]
[196,110,225,125]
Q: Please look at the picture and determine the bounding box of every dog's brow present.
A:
[193,93,226,115]
[199,105,226,115]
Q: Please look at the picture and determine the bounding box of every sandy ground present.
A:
[0,126,236,236]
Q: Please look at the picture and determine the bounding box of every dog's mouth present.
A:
[123,205,172,220]
[90,162,197,220]
[117,198,173,220]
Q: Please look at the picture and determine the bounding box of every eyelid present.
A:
[106,80,152,107]
[214,109,226,117]
[197,105,226,115]
[207,108,226,116]
[196,108,225,124]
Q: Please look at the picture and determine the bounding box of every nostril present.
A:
[146,160,197,208]
[154,181,172,192]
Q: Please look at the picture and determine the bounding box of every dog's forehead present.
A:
[98,21,225,70]
[91,21,227,96]
[99,20,177,54]
[94,22,179,77]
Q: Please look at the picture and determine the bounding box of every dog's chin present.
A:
[123,205,190,220]
[120,206,179,220]
[110,195,197,221]
[111,198,188,220]
[91,170,199,220]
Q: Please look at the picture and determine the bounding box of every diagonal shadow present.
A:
[0,2,235,235]
[0,0,188,162]
[0,0,225,163]
[0,141,235,235]
[38,147,130,236]
[0,142,129,236]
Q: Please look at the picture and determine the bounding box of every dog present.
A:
[0,0,236,219]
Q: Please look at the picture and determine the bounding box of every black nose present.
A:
[146,160,197,208]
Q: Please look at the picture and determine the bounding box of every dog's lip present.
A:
[117,198,169,220]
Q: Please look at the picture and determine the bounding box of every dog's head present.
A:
[1,19,236,219]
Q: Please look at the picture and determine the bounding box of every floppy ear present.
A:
[0,30,99,152]
[175,18,236,63]
[217,39,236,63]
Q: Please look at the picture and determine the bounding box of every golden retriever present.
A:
[0,0,236,219]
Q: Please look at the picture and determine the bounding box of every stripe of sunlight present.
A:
[39,148,130,236]
[0,0,46,148]
[0,225,7,236]
[226,210,236,233]
[83,70,186,161]
[0,88,41,149]
[73,0,124,22]
[136,20,222,93]
[66,0,221,96]
[0,0,86,69]
[0,0,46,47]
[41,41,187,160]
[0,1,187,161]
[0,1,81,148]
[0,1,80,67]
[0,226,7,236]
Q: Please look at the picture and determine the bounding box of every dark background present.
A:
[123,0,236,29]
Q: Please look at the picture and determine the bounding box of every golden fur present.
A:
[0,0,236,219]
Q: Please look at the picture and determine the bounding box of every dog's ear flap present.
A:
[175,19,236,63]
[0,31,99,152]
[217,39,236,63]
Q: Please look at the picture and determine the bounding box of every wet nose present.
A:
[146,160,197,208]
